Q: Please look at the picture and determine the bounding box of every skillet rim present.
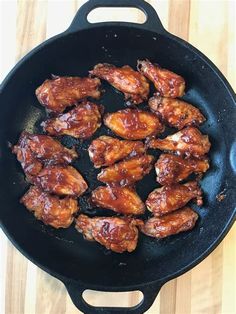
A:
[0,24,236,291]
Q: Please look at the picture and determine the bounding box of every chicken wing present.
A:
[21,186,78,228]
[33,165,88,197]
[137,59,185,98]
[146,181,202,217]
[12,132,77,179]
[12,132,43,179]
[91,186,145,215]
[90,63,149,104]
[155,154,209,185]
[26,133,78,163]
[88,136,146,168]
[104,109,164,140]
[75,214,143,253]
[97,155,154,186]
[140,207,198,238]
[41,101,103,139]
[148,127,211,158]
[36,76,101,113]
[149,95,206,129]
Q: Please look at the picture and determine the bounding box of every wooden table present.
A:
[0,1,235,313]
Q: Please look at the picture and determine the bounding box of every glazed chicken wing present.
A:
[12,132,77,179]
[148,127,211,158]
[21,186,78,228]
[104,109,164,140]
[75,214,143,253]
[149,95,206,129]
[146,181,202,217]
[41,101,103,139]
[88,136,146,168]
[140,207,198,238]
[36,76,101,113]
[155,154,209,185]
[91,186,145,215]
[33,165,88,197]
[12,132,43,179]
[137,59,185,98]
[90,63,149,104]
[26,133,77,164]
[97,155,154,186]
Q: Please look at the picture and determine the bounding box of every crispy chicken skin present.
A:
[21,186,78,228]
[146,181,203,217]
[90,63,149,104]
[33,165,88,197]
[97,155,154,186]
[140,207,198,238]
[149,95,206,129]
[88,136,146,168]
[148,127,211,158]
[104,109,164,140]
[12,132,77,179]
[36,76,101,113]
[137,59,185,98]
[41,101,103,139]
[91,186,145,215]
[75,214,143,253]
[155,154,209,185]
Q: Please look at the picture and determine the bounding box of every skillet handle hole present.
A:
[87,8,147,24]
[82,289,143,307]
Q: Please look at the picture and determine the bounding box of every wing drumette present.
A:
[91,186,145,215]
[148,127,211,158]
[140,207,198,238]
[146,181,202,217]
[104,109,164,140]
[41,101,103,139]
[88,136,145,168]
[36,76,101,113]
[12,132,77,179]
[137,59,185,98]
[97,155,154,186]
[149,95,206,129]
[75,214,143,253]
[90,63,149,104]
[21,186,78,228]
[33,165,88,197]
[155,153,209,185]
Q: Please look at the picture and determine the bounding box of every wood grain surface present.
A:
[0,1,235,313]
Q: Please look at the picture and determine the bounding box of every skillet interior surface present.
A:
[0,25,235,289]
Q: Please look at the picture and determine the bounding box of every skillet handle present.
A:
[64,281,162,314]
[68,0,166,34]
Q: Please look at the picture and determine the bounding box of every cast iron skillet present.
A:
[0,0,236,313]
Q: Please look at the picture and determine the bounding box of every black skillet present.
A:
[0,0,236,313]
